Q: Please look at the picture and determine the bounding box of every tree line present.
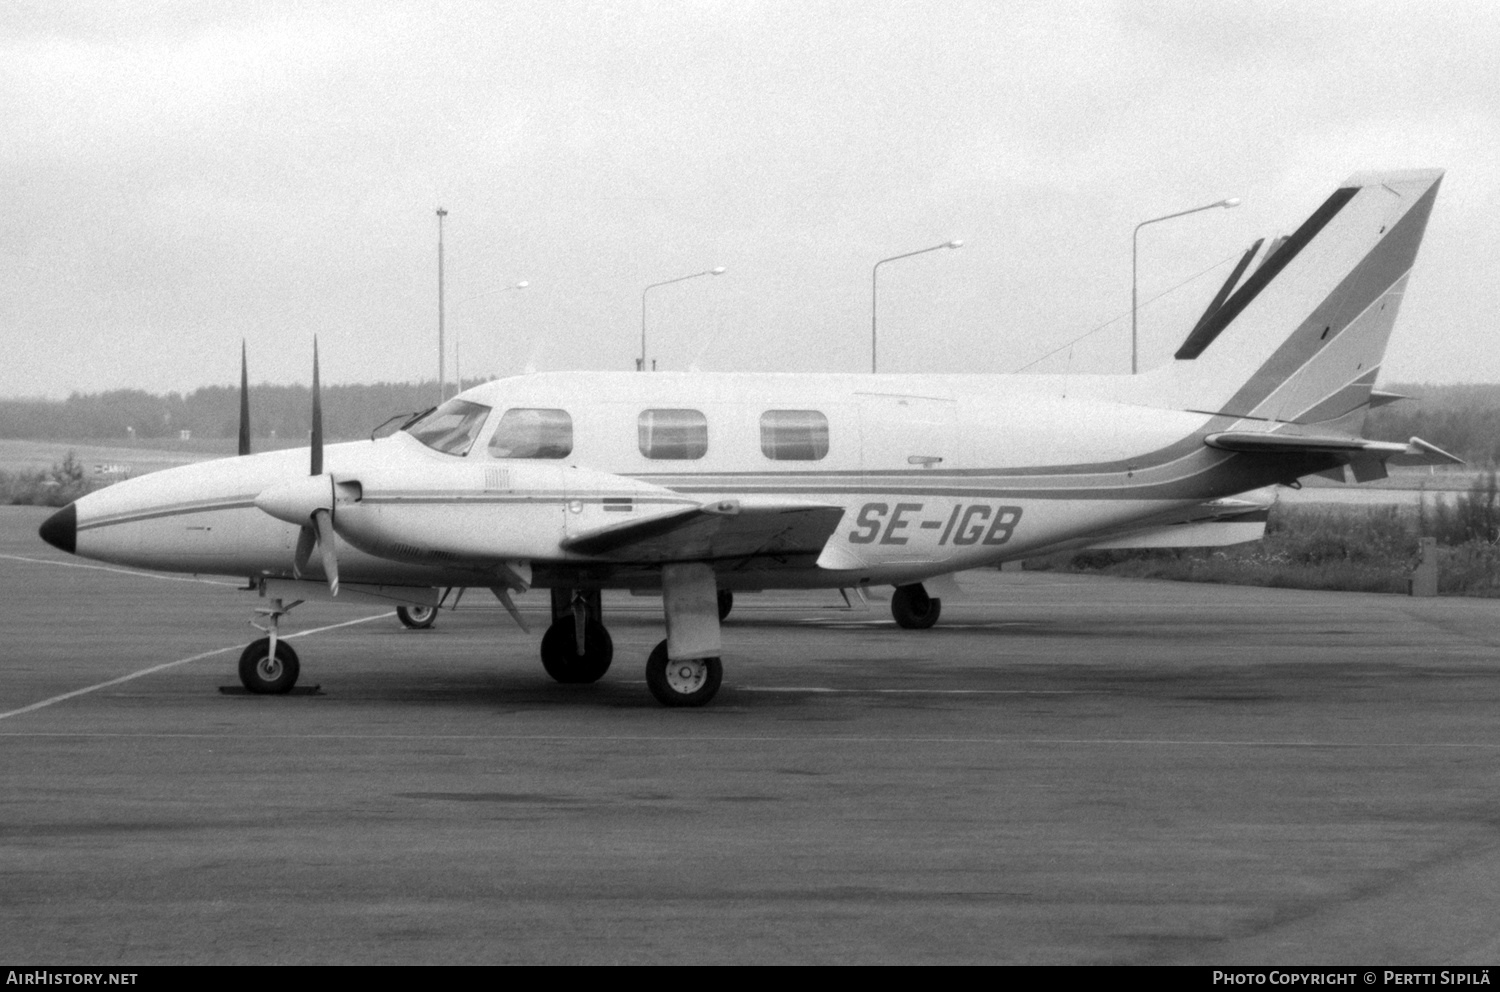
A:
[2,378,1498,465]
[1364,383,1500,467]
[0,380,470,443]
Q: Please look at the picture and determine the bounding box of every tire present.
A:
[238,637,300,694]
[645,639,722,707]
[717,590,733,621]
[539,619,613,684]
[397,605,437,629]
[890,583,941,629]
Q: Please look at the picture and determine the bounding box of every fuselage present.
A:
[49,370,1285,591]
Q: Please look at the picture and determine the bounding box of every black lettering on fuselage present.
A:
[848,502,887,544]
[951,505,991,545]
[846,501,1024,549]
[880,503,923,545]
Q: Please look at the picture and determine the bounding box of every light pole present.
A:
[871,240,962,374]
[1131,197,1239,373]
[452,281,528,390]
[436,207,447,404]
[640,267,725,371]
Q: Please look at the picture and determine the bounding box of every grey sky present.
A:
[3,0,1497,398]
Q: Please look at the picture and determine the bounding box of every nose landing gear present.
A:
[238,638,300,694]
[239,596,303,694]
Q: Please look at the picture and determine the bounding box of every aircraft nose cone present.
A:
[39,502,77,555]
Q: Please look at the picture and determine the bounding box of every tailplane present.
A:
[1143,169,1443,433]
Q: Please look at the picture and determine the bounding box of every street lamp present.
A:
[1131,197,1239,373]
[452,281,528,390]
[640,267,725,371]
[871,240,962,373]
[435,208,447,405]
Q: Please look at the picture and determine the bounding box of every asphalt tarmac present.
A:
[2,505,1499,965]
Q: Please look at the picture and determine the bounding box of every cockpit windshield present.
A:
[403,399,492,456]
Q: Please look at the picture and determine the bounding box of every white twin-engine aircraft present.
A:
[40,169,1457,707]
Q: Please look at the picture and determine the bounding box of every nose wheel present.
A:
[645,639,722,707]
[238,637,301,694]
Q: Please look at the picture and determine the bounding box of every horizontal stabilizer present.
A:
[562,499,846,563]
[1205,431,1462,465]
[1368,390,1408,408]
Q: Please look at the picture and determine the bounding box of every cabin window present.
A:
[760,409,829,461]
[403,399,492,456]
[487,408,573,459]
[638,409,708,460]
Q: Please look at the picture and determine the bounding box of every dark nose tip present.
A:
[39,503,76,555]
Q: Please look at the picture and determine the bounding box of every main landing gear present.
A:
[891,582,941,629]
[540,589,613,684]
[540,566,727,707]
[645,640,722,707]
[396,604,437,629]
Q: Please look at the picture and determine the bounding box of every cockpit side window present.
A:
[487,408,573,459]
[403,399,492,456]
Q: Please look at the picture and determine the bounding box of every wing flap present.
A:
[562,499,847,563]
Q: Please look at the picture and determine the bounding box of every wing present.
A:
[561,498,846,563]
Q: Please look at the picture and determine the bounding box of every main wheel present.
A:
[539,619,613,684]
[891,583,941,629]
[717,590,734,621]
[397,605,437,629]
[238,638,300,694]
[645,639,722,707]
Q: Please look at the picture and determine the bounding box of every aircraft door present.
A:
[853,394,960,567]
[857,394,958,475]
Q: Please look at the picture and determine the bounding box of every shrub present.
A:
[1,452,93,507]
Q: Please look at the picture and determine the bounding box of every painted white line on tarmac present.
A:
[0,612,393,723]
[2,731,1498,750]
[0,552,241,586]
[736,686,1083,695]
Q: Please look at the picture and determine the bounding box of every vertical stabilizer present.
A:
[1143,170,1442,430]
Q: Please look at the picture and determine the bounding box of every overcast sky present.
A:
[3,0,1497,399]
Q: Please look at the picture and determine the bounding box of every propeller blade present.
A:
[293,524,316,578]
[310,337,323,477]
[312,508,339,596]
[238,339,251,457]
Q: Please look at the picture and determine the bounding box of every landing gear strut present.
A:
[539,588,613,684]
[891,583,941,629]
[646,563,725,707]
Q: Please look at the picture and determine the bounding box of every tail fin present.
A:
[1145,169,1442,431]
